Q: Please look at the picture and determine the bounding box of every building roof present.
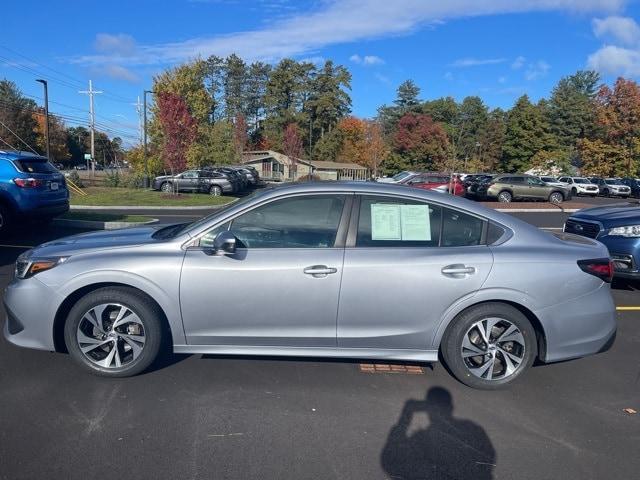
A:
[242,150,368,171]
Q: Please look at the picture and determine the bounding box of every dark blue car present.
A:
[0,150,69,233]
[565,203,640,279]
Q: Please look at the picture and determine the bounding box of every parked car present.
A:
[476,174,570,203]
[74,164,88,171]
[403,173,465,196]
[539,176,566,187]
[0,150,69,232]
[619,178,640,198]
[215,167,248,191]
[230,166,259,186]
[464,174,495,198]
[152,169,234,195]
[5,182,616,389]
[376,171,418,184]
[589,177,631,198]
[565,204,640,279]
[557,176,599,196]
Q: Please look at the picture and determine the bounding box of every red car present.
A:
[401,173,466,196]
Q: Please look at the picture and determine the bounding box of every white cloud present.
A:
[525,60,550,80]
[593,16,640,45]
[450,57,505,67]
[94,33,137,57]
[444,71,453,81]
[350,54,384,65]
[511,56,526,69]
[94,64,139,83]
[72,0,625,66]
[588,45,640,76]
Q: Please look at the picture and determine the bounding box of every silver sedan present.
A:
[3,182,616,389]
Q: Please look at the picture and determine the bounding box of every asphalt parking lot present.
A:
[0,206,638,480]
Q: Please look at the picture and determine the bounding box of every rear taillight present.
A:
[577,258,613,283]
[13,178,43,188]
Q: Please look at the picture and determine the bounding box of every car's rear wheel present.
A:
[209,185,222,196]
[441,303,537,389]
[549,191,564,204]
[497,191,512,203]
[160,182,173,193]
[64,287,164,377]
[571,187,577,196]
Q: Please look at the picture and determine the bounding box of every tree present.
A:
[0,80,39,152]
[153,60,211,123]
[223,54,248,120]
[308,60,352,140]
[234,114,248,159]
[479,109,507,172]
[501,95,554,172]
[393,113,449,171]
[336,116,366,164]
[282,123,303,173]
[395,80,421,109]
[156,92,197,177]
[34,111,70,163]
[363,120,388,177]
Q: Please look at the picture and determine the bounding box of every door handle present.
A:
[303,265,338,277]
[441,264,476,276]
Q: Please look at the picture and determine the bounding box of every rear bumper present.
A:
[18,201,69,218]
[536,283,617,363]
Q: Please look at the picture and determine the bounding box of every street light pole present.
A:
[35,79,50,159]
[143,90,152,188]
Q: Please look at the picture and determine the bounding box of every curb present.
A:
[53,218,159,230]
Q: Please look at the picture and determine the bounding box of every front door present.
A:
[180,194,350,347]
[337,195,493,351]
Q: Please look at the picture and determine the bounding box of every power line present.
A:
[0,118,38,153]
[0,136,18,150]
[79,80,102,164]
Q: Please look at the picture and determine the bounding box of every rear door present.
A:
[337,195,493,351]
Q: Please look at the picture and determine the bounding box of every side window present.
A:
[500,177,512,183]
[441,208,484,247]
[356,196,441,247]
[182,171,198,179]
[225,195,346,248]
[511,176,525,184]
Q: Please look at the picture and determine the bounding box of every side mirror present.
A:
[212,231,237,255]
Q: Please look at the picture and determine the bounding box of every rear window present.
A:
[13,159,57,174]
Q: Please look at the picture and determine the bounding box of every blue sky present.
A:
[1,0,640,146]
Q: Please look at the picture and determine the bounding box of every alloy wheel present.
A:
[549,192,563,204]
[461,317,526,381]
[498,192,512,203]
[76,303,146,369]
[210,186,221,196]
[161,183,172,193]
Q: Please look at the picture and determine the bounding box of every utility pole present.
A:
[132,96,143,145]
[143,90,153,188]
[79,80,102,173]
[35,79,50,160]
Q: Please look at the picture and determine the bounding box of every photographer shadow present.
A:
[381,387,495,480]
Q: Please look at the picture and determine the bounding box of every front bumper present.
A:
[537,283,617,363]
[3,276,62,351]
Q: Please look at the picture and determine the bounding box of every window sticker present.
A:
[371,204,402,240]
[400,204,431,241]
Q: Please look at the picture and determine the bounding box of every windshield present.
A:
[573,178,590,184]
[392,171,412,181]
[541,177,555,182]
[152,189,265,239]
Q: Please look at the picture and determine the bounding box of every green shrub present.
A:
[104,170,121,187]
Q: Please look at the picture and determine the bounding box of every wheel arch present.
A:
[53,282,174,353]
[435,299,547,362]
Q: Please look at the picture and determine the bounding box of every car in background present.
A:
[565,204,640,279]
[215,167,248,191]
[152,169,235,196]
[476,174,570,203]
[4,181,616,389]
[619,178,640,198]
[376,171,417,184]
[588,177,631,198]
[557,176,599,197]
[0,150,69,232]
[230,165,260,186]
[403,173,465,196]
[539,176,566,187]
[464,174,495,198]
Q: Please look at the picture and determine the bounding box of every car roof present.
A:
[0,150,47,161]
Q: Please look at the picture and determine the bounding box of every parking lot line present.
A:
[615,306,640,311]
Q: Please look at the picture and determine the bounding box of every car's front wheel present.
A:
[160,182,173,193]
[497,191,512,203]
[441,302,537,389]
[64,287,164,377]
[549,191,564,204]
[209,185,222,196]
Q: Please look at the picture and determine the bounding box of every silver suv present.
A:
[4,182,616,389]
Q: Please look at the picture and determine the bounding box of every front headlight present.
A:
[15,255,68,279]
[608,225,640,237]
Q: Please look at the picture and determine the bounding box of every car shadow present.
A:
[611,278,640,292]
[381,386,496,480]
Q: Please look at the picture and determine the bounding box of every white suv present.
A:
[557,177,599,196]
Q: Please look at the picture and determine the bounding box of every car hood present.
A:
[571,203,640,227]
[25,226,166,258]
[154,175,172,181]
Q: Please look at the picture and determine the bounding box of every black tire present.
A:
[602,189,609,197]
[160,182,173,193]
[548,191,564,204]
[571,187,577,196]
[64,287,164,377]
[209,185,222,196]
[497,190,512,203]
[441,302,537,389]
